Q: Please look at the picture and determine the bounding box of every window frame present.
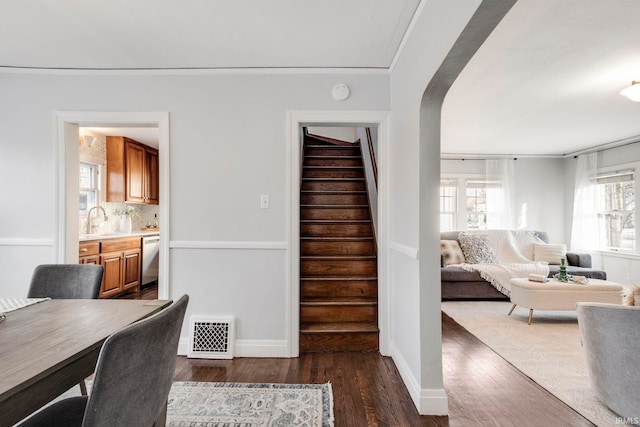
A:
[594,162,639,253]
[79,161,101,214]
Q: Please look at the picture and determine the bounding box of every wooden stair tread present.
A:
[303,178,365,181]
[301,190,367,194]
[305,155,361,159]
[301,297,377,305]
[303,166,362,169]
[301,277,377,281]
[301,237,373,241]
[300,322,379,333]
[301,219,371,223]
[301,255,376,260]
[300,204,369,208]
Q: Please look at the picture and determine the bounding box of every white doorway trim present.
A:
[53,111,171,299]
[286,110,390,357]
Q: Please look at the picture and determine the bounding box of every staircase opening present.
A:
[299,127,379,352]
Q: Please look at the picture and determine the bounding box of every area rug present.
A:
[167,382,334,427]
[58,381,334,427]
[442,301,619,427]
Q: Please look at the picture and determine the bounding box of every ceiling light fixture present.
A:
[620,81,640,102]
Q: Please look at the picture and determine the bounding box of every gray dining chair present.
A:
[27,264,104,299]
[17,294,189,427]
[28,264,105,395]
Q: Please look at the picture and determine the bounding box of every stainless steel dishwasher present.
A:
[141,235,160,286]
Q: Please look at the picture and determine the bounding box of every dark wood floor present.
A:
[130,285,595,426]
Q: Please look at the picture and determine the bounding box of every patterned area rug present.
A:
[442,301,619,427]
[167,382,334,427]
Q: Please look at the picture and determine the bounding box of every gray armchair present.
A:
[17,294,189,427]
[577,302,640,421]
[27,264,104,299]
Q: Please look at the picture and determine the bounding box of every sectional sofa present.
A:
[440,230,607,300]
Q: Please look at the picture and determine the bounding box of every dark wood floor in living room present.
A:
[129,286,595,426]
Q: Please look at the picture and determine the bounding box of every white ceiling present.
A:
[442,0,640,157]
[3,0,640,156]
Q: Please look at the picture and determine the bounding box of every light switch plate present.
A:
[261,194,270,209]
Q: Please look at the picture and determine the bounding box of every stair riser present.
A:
[305,157,362,167]
[301,259,377,277]
[300,193,368,205]
[300,305,377,323]
[301,280,378,298]
[300,207,370,220]
[301,180,366,191]
[303,168,364,178]
[301,223,373,237]
[299,332,379,352]
[301,240,374,256]
[305,147,361,157]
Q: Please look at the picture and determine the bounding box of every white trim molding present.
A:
[390,242,419,260]
[170,241,288,250]
[389,341,448,415]
[0,238,54,247]
[286,110,391,358]
[53,111,171,299]
[177,337,288,358]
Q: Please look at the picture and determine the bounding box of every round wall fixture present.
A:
[332,84,350,101]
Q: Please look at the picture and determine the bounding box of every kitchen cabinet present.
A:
[106,136,159,205]
[99,237,141,298]
[78,242,99,265]
[79,236,141,298]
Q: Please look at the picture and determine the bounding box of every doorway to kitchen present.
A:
[54,111,170,299]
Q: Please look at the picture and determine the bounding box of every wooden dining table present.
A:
[0,298,171,427]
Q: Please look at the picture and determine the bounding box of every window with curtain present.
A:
[439,176,508,231]
[596,169,635,250]
[466,179,502,230]
[440,178,458,231]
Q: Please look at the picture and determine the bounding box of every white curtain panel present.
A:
[571,153,600,251]
[486,158,515,229]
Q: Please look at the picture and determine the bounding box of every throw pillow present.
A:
[458,233,497,264]
[440,240,466,266]
[533,243,566,265]
[623,285,640,306]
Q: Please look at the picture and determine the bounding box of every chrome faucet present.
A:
[87,206,108,234]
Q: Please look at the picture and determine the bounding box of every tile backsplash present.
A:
[80,202,159,234]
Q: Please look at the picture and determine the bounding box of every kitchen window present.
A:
[80,162,100,213]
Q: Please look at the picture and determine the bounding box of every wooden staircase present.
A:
[300,134,378,352]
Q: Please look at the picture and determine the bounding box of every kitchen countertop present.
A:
[79,230,160,242]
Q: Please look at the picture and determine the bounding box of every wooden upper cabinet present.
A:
[106,136,159,205]
[144,147,159,205]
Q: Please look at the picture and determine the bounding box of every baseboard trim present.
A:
[178,337,289,358]
[389,341,448,415]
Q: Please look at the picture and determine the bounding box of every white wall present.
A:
[441,157,566,242]
[389,0,482,414]
[0,71,389,355]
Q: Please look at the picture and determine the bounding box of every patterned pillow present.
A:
[440,240,466,266]
[458,233,497,264]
